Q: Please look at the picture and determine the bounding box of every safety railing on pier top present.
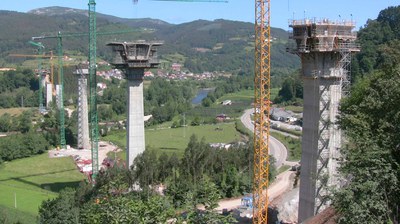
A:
[289,18,357,27]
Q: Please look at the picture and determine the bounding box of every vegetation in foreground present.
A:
[333,6,400,223]
[0,205,37,224]
[270,132,301,162]
[39,135,277,223]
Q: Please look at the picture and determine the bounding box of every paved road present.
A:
[200,109,300,213]
[240,109,288,168]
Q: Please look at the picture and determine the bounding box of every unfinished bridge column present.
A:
[108,41,162,168]
[288,18,360,222]
[125,68,145,168]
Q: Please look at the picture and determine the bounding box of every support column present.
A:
[126,69,145,168]
[78,77,90,150]
[298,53,343,222]
[108,41,162,169]
[46,83,53,108]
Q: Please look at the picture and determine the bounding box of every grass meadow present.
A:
[103,122,243,159]
[0,154,84,216]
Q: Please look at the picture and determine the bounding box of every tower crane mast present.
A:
[32,27,136,179]
[17,41,45,113]
[253,0,271,223]
[88,0,99,180]
[32,33,67,149]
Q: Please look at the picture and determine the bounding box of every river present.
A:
[191,88,214,105]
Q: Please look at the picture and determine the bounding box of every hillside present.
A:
[0,6,299,77]
[28,6,172,30]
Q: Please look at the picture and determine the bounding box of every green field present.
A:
[282,105,303,113]
[277,165,291,174]
[217,88,278,102]
[104,122,242,157]
[0,205,37,224]
[213,88,280,117]
[271,132,302,161]
[0,107,32,117]
[218,89,254,102]
[0,154,84,216]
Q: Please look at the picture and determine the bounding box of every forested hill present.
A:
[333,6,400,223]
[0,6,299,76]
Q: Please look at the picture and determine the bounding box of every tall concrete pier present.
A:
[46,83,53,108]
[288,18,359,222]
[76,66,90,150]
[108,41,162,168]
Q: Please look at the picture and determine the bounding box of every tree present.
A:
[98,104,114,121]
[80,194,175,224]
[182,176,236,224]
[202,97,212,107]
[334,70,400,223]
[18,110,32,133]
[131,149,159,190]
[0,132,49,162]
[333,7,400,222]
[38,188,80,224]
[274,73,303,104]
[0,113,12,132]
[181,135,211,184]
[190,116,201,126]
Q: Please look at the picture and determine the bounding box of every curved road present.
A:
[211,109,298,211]
[240,109,288,168]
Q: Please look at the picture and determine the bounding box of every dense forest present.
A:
[333,6,400,223]
[0,69,39,108]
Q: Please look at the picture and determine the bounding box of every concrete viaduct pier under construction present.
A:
[288,18,360,222]
[75,66,90,150]
[108,41,162,168]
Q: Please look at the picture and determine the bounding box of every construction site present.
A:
[6,0,399,224]
[288,18,360,223]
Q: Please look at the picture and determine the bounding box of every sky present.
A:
[1,0,399,29]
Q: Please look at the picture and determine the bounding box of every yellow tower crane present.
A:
[135,0,271,222]
[253,0,271,223]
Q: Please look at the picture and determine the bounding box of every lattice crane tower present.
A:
[288,18,360,222]
[108,41,162,168]
[253,0,271,223]
[88,0,99,179]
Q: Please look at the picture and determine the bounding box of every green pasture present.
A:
[0,154,84,215]
[0,205,37,224]
[0,107,32,117]
[271,132,302,161]
[282,105,303,113]
[103,122,242,158]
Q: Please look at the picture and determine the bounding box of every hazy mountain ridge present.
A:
[0,6,299,76]
[29,6,172,29]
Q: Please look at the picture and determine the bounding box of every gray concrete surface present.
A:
[126,77,145,168]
